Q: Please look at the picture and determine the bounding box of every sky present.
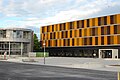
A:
[0,0,120,39]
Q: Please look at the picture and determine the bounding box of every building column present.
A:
[9,42,10,57]
[21,42,23,57]
[99,49,101,58]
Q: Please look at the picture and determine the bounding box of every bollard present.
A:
[118,72,120,80]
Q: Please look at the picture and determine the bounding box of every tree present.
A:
[33,33,40,52]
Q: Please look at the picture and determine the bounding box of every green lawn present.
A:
[36,52,49,57]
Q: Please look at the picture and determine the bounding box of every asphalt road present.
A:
[0,61,117,80]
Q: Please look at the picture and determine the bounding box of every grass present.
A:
[36,52,49,57]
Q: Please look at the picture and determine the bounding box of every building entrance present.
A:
[100,50,112,58]
[99,49,118,59]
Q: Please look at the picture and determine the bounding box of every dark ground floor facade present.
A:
[44,46,120,58]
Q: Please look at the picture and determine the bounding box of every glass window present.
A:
[68,39,70,46]
[114,25,117,34]
[63,23,66,30]
[61,31,64,38]
[95,37,98,45]
[54,40,57,47]
[63,39,65,46]
[107,36,110,45]
[87,19,89,27]
[87,38,89,45]
[42,27,44,33]
[84,29,87,36]
[89,37,92,45]
[0,30,6,38]
[92,28,95,36]
[77,21,80,28]
[107,26,110,35]
[50,33,52,39]
[104,16,107,25]
[65,31,68,38]
[75,30,77,37]
[95,28,98,36]
[70,30,72,38]
[14,30,22,38]
[79,29,81,37]
[72,38,74,46]
[84,38,87,45]
[70,22,73,29]
[110,15,114,24]
[77,38,79,46]
[47,26,50,32]
[101,36,104,45]
[82,20,84,28]
[98,17,101,26]
[101,27,104,35]
[65,39,68,46]
[48,40,50,47]
[52,25,54,32]
[53,32,55,39]
[60,24,62,30]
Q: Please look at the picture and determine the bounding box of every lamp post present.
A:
[43,41,46,64]
[43,34,46,64]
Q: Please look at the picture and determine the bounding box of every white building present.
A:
[0,28,33,56]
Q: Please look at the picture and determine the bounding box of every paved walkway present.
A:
[2,57,120,72]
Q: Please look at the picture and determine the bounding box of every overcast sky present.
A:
[0,0,120,39]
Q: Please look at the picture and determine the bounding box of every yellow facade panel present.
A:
[44,26,47,33]
[95,18,98,26]
[66,22,68,30]
[104,36,107,45]
[59,32,61,39]
[74,21,77,29]
[55,32,58,39]
[68,30,70,38]
[49,25,52,32]
[82,29,84,37]
[66,22,69,30]
[54,24,56,31]
[57,24,60,31]
[72,30,75,38]
[79,38,82,46]
[117,14,120,24]
[74,38,77,46]
[76,29,79,37]
[92,37,95,46]
[90,18,92,27]
[60,39,63,47]
[40,27,42,34]
[57,39,59,47]
[98,36,101,45]
[87,28,90,36]
[84,20,87,28]
[70,38,72,46]
[107,16,110,25]
[110,25,114,35]
[98,27,101,36]
[114,36,117,44]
